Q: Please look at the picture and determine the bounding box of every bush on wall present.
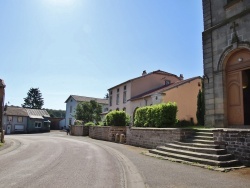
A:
[105,111,130,126]
[134,102,178,128]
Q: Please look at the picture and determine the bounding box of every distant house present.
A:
[48,117,64,130]
[65,95,109,127]
[3,106,51,134]
[108,70,202,124]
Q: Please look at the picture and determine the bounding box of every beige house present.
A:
[108,70,201,123]
[129,77,202,124]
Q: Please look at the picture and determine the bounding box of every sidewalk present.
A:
[0,139,12,152]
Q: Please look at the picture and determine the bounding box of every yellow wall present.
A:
[162,78,202,124]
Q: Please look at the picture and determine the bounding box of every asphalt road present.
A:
[0,131,250,188]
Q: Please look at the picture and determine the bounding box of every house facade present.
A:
[129,77,202,124]
[3,106,50,134]
[65,95,109,127]
[202,0,250,127]
[108,70,188,121]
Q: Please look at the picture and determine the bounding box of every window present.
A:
[110,90,113,106]
[123,107,126,112]
[109,96,113,106]
[35,121,42,128]
[69,118,72,125]
[116,108,119,111]
[116,88,120,105]
[123,91,127,103]
[7,116,12,122]
[165,80,170,85]
[17,117,23,123]
[123,85,127,103]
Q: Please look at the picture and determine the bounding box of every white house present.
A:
[64,95,109,127]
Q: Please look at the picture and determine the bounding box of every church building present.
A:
[202,0,250,127]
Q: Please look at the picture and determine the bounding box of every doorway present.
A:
[225,49,250,126]
[6,124,11,134]
[243,69,250,125]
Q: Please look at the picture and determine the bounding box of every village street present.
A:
[0,131,250,188]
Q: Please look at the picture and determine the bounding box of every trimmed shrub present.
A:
[134,102,178,128]
[85,122,95,126]
[74,120,84,125]
[106,111,130,126]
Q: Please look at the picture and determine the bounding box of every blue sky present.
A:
[0,0,203,110]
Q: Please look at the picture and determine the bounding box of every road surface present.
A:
[0,131,250,188]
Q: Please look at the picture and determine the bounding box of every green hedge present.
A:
[134,102,178,127]
[105,111,130,126]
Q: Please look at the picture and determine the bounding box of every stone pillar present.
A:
[0,79,6,143]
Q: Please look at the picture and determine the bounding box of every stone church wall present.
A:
[202,0,250,127]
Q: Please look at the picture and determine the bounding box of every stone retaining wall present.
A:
[213,129,250,166]
[71,125,89,136]
[89,126,126,141]
[126,127,194,149]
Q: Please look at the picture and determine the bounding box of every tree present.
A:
[75,100,102,124]
[22,88,44,109]
[104,93,109,99]
[45,109,66,118]
[196,87,205,126]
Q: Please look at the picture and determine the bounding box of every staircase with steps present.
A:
[149,129,241,168]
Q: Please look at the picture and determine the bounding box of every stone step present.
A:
[173,141,220,149]
[156,146,233,161]
[194,132,213,136]
[195,129,214,133]
[185,139,215,145]
[166,143,227,155]
[191,135,214,140]
[149,149,239,167]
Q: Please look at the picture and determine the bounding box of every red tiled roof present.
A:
[65,95,108,104]
[108,70,180,90]
[129,76,202,101]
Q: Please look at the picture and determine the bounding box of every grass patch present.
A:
[0,143,3,147]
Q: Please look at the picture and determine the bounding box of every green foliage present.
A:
[45,109,65,118]
[84,122,96,126]
[196,88,205,126]
[105,111,130,126]
[75,100,102,124]
[74,120,84,125]
[134,102,178,128]
[22,88,44,109]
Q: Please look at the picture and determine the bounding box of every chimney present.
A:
[179,74,184,80]
[142,70,147,76]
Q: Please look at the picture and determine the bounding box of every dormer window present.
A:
[165,80,170,86]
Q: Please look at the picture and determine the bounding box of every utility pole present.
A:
[0,79,6,143]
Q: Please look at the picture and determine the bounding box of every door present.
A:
[6,124,11,134]
[226,71,244,125]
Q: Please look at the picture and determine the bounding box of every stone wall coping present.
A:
[212,128,250,133]
[129,127,194,131]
